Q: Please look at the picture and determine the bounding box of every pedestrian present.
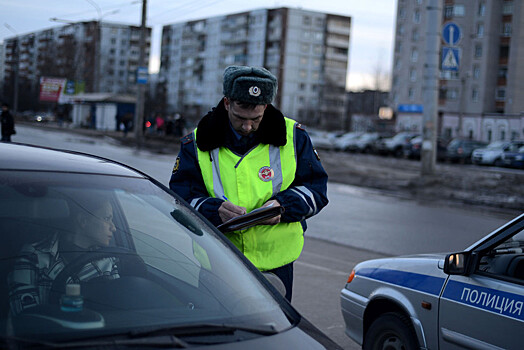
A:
[169,66,328,301]
[1,103,16,142]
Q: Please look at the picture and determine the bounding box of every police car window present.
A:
[478,227,524,281]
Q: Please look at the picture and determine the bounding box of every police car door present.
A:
[439,219,524,349]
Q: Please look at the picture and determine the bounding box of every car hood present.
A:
[353,253,448,283]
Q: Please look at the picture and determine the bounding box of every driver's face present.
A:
[84,202,116,247]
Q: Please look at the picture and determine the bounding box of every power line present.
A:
[148,0,223,25]
[54,0,141,20]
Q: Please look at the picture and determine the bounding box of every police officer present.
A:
[169,66,328,301]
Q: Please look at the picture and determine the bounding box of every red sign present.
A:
[39,77,66,102]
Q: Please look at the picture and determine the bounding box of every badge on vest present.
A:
[258,166,274,182]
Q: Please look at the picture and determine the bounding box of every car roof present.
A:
[0,143,146,178]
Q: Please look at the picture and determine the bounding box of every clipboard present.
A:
[217,205,285,233]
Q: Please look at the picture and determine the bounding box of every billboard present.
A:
[39,77,67,102]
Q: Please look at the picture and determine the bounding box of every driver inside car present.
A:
[7,195,120,315]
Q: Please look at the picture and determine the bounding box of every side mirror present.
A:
[444,252,476,275]
[262,272,286,297]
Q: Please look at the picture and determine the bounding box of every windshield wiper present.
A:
[1,334,188,349]
[130,322,279,338]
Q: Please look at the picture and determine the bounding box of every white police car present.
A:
[341,213,524,350]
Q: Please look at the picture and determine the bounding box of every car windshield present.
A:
[486,141,505,149]
[0,171,292,343]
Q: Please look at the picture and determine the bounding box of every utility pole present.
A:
[4,23,19,115]
[134,0,147,147]
[421,0,442,175]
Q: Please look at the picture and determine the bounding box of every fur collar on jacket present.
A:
[195,98,287,152]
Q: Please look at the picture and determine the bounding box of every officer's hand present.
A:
[219,201,247,223]
[259,199,281,225]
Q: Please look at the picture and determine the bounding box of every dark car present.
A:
[501,145,524,169]
[0,142,341,349]
[403,136,449,161]
[445,138,488,163]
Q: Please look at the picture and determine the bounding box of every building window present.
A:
[300,57,308,65]
[412,29,419,41]
[498,67,508,78]
[397,24,404,35]
[444,6,454,18]
[413,9,421,23]
[502,22,512,36]
[474,44,482,58]
[408,88,415,100]
[496,88,506,100]
[472,88,479,101]
[301,44,309,53]
[446,88,458,100]
[500,45,509,59]
[477,23,484,37]
[454,5,465,16]
[416,0,423,4]
[502,1,514,15]
[399,7,406,19]
[300,70,307,78]
[303,16,311,26]
[500,129,506,141]
[478,2,486,16]
[410,69,417,82]
[411,48,418,62]
[473,65,481,79]
[487,129,492,142]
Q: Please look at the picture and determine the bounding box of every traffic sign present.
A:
[442,22,461,46]
[136,67,148,84]
[442,47,460,71]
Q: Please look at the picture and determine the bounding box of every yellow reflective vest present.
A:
[196,117,304,270]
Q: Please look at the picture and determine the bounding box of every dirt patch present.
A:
[319,150,524,213]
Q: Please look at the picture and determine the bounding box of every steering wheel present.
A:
[49,247,147,304]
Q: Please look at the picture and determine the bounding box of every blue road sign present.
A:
[442,47,460,71]
[442,22,461,46]
[398,104,423,113]
[136,67,148,84]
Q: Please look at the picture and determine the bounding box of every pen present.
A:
[222,195,229,201]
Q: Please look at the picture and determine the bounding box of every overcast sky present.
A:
[0,0,396,91]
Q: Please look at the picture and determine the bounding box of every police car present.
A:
[341,213,524,349]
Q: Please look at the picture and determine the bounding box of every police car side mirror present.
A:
[444,252,477,275]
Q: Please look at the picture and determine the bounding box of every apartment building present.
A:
[2,21,151,111]
[159,7,351,129]
[391,0,524,142]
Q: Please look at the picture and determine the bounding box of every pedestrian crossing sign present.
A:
[442,47,460,71]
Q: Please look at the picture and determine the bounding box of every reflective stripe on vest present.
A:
[195,117,304,270]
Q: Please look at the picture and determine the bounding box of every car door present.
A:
[438,223,524,349]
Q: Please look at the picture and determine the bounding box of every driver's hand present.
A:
[218,201,246,223]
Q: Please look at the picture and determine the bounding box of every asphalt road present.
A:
[12,124,520,349]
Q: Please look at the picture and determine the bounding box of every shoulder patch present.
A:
[172,156,181,174]
[295,123,306,131]
[181,132,194,145]
[313,148,320,161]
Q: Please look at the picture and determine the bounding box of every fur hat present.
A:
[223,65,277,105]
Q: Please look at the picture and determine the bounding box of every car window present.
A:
[477,227,524,282]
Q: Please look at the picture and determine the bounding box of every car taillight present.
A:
[347,269,356,284]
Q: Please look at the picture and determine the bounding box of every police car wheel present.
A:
[363,312,418,350]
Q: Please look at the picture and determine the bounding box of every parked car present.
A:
[501,145,524,169]
[472,140,524,166]
[0,142,342,349]
[341,213,524,350]
[308,129,336,151]
[445,138,488,163]
[333,132,363,152]
[348,133,384,153]
[379,132,419,157]
[403,136,449,161]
